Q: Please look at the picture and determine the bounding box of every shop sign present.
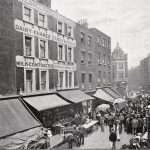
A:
[14,19,76,47]
[16,55,77,71]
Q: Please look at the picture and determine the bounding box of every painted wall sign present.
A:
[16,55,77,71]
[14,19,76,47]
[17,0,76,27]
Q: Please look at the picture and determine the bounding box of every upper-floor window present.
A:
[67,26,72,37]
[108,72,111,83]
[24,35,34,56]
[80,32,85,42]
[81,73,85,83]
[103,54,106,64]
[59,72,64,88]
[88,35,92,45]
[98,71,101,83]
[81,51,85,63]
[57,21,63,34]
[68,47,72,62]
[23,6,34,23]
[58,45,64,61]
[38,13,47,28]
[108,56,110,65]
[69,72,72,87]
[98,53,101,63]
[89,73,92,89]
[88,53,92,64]
[118,62,124,70]
[40,71,47,91]
[118,72,124,80]
[102,38,105,47]
[39,39,48,58]
[97,36,101,45]
[107,41,110,48]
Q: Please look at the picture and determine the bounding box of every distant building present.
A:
[111,43,128,96]
[128,66,141,91]
[140,54,150,93]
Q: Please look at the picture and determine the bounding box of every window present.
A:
[38,13,47,28]
[80,51,85,63]
[98,71,101,83]
[97,36,101,45]
[88,53,92,64]
[118,72,124,80]
[108,56,110,65]
[118,62,124,70]
[89,74,92,83]
[103,72,106,83]
[67,26,72,37]
[68,47,72,62]
[98,53,101,63]
[69,72,72,87]
[41,71,46,90]
[26,70,33,92]
[40,40,47,58]
[80,32,85,42]
[81,73,85,83]
[58,45,63,61]
[57,22,63,34]
[102,38,105,47]
[103,54,105,64]
[88,35,92,45]
[59,72,64,88]
[89,74,92,89]
[107,41,110,48]
[108,72,111,83]
[23,6,33,23]
[25,36,32,56]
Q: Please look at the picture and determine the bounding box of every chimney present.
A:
[78,18,89,28]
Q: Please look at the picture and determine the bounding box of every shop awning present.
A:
[93,89,114,103]
[111,87,122,96]
[23,94,70,111]
[104,87,121,99]
[58,90,95,103]
[0,98,41,138]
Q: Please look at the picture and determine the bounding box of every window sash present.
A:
[81,74,85,83]
[89,74,92,83]
[25,37,32,56]
[58,22,63,33]
[69,72,72,87]
[68,48,72,62]
[39,14,45,27]
[58,45,63,60]
[67,26,72,37]
[41,71,46,90]
[26,70,32,92]
[88,36,91,44]
[59,72,64,87]
[80,33,84,42]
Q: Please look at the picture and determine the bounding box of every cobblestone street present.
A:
[58,126,132,149]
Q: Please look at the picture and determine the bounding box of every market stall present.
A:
[113,98,127,110]
[97,104,110,112]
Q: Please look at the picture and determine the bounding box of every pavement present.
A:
[57,125,132,149]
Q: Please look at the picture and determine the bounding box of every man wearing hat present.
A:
[109,128,117,149]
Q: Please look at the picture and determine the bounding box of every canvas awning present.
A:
[104,87,121,99]
[58,90,94,103]
[97,104,110,112]
[23,94,70,111]
[93,89,114,103]
[0,98,41,138]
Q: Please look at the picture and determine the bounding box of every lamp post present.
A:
[146,105,150,148]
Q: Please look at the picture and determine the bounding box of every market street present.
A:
[58,126,132,149]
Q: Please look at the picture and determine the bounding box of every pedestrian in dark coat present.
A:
[109,128,117,149]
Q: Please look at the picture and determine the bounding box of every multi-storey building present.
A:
[0,0,77,95]
[111,43,128,96]
[75,20,111,93]
[140,54,150,93]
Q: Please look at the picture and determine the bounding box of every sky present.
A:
[51,0,150,69]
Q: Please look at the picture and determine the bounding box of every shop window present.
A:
[38,13,47,28]
[88,53,92,64]
[80,51,85,63]
[59,72,64,88]
[40,39,48,58]
[58,45,63,61]
[41,71,47,90]
[57,21,63,34]
[69,72,72,87]
[26,70,33,92]
[88,35,92,45]
[80,32,85,43]
[25,36,33,56]
[23,6,33,23]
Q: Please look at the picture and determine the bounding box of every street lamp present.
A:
[145,105,150,148]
